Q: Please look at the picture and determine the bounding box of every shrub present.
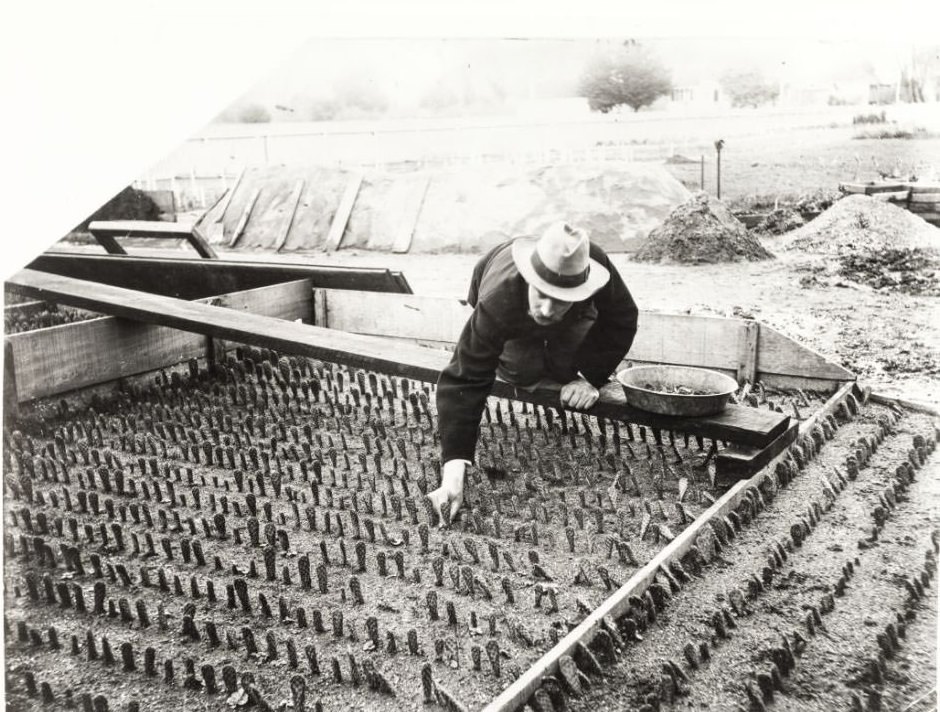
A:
[852,111,887,125]
[73,186,162,232]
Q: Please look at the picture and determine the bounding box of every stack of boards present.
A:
[839,181,940,226]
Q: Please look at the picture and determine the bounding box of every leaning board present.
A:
[7,270,790,447]
[7,280,312,401]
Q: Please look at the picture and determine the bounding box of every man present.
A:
[427,221,639,523]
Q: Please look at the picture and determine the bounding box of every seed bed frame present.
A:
[4,252,860,712]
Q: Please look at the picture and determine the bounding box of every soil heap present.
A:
[634,192,774,264]
[783,194,940,295]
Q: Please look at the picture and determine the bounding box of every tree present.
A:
[578,44,672,113]
[236,103,272,123]
[719,70,779,108]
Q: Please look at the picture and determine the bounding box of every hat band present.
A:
[530,250,589,289]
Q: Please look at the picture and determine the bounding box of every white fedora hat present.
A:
[511,222,610,302]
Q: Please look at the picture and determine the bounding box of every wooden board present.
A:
[324,172,363,251]
[839,182,908,194]
[316,290,751,371]
[214,167,245,226]
[482,476,756,712]
[7,270,789,447]
[870,392,940,416]
[737,320,759,383]
[715,420,799,482]
[316,290,851,387]
[273,179,306,252]
[230,187,261,248]
[755,323,854,381]
[28,253,413,298]
[907,192,940,204]
[391,175,430,254]
[89,219,218,257]
[7,280,312,401]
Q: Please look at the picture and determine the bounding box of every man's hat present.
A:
[511,222,610,302]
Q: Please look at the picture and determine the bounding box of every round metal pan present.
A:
[616,365,738,416]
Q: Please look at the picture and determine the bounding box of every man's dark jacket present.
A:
[436,239,639,463]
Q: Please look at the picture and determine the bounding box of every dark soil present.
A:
[5,349,821,711]
[635,193,774,264]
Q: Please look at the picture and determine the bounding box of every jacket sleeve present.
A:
[436,301,507,463]
[574,254,639,388]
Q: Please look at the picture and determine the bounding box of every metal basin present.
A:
[616,365,738,416]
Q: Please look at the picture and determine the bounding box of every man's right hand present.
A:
[426,460,466,528]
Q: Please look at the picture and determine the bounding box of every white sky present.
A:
[1,0,938,273]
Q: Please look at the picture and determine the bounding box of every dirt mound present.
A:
[203,163,690,254]
[839,248,940,296]
[783,194,940,295]
[755,206,805,235]
[783,194,940,254]
[634,192,774,264]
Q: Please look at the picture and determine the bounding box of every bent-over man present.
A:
[427,221,639,523]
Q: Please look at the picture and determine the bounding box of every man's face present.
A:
[527,284,573,326]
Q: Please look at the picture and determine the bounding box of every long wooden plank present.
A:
[28,253,413,297]
[391,175,430,254]
[482,476,755,712]
[7,279,312,401]
[274,179,306,252]
[324,171,363,251]
[7,270,788,446]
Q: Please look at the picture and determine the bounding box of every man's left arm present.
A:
[574,252,639,388]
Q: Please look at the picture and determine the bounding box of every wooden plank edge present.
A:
[757,323,855,380]
[869,392,940,416]
[214,166,246,225]
[92,233,127,255]
[325,172,363,252]
[482,476,755,712]
[391,175,430,254]
[274,179,306,253]
[189,223,219,259]
[3,339,18,426]
[8,279,313,402]
[737,320,759,383]
[487,381,864,711]
[715,420,799,482]
[230,187,261,248]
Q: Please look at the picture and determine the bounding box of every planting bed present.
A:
[4,302,100,335]
[562,395,939,712]
[3,341,834,711]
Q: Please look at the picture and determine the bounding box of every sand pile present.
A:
[785,195,940,296]
[783,194,940,254]
[634,192,774,264]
